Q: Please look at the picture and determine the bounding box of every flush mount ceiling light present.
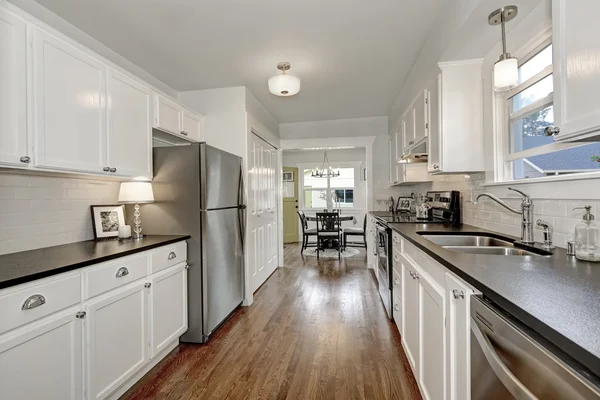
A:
[489,5,519,92]
[268,62,301,97]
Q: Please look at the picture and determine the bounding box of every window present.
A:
[303,167,355,208]
[502,41,600,180]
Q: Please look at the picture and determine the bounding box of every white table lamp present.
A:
[118,181,154,239]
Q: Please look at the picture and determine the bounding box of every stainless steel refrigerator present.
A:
[143,143,245,343]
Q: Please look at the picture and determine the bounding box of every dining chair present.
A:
[343,214,367,251]
[297,211,317,253]
[316,212,342,260]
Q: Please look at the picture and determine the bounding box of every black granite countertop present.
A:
[0,235,190,290]
[370,211,600,379]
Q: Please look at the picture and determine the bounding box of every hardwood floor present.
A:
[122,244,421,400]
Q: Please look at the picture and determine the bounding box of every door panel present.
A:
[203,208,244,334]
[402,263,419,374]
[283,167,299,243]
[154,94,181,135]
[203,144,242,210]
[0,10,27,166]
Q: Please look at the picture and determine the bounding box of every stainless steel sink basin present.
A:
[419,235,513,247]
[418,234,550,257]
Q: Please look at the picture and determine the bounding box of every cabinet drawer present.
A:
[392,231,402,247]
[403,240,446,288]
[84,253,149,299]
[0,272,81,335]
[151,241,187,274]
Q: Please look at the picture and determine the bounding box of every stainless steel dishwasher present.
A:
[471,296,600,399]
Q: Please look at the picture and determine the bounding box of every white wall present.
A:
[245,88,279,143]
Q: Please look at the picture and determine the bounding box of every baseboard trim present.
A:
[106,339,180,400]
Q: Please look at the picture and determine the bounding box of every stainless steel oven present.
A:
[376,221,392,319]
[471,296,600,399]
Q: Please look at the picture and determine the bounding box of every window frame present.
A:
[493,30,591,184]
[297,162,362,211]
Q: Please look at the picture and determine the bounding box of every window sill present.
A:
[484,170,600,187]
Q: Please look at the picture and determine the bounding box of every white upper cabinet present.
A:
[552,0,600,142]
[395,122,404,163]
[403,108,416,150]
[154,94,182,136]
[414,89,429,146]
[0,9,28,167]
[106,69,152,178]
[32,28,107,174]
[182,108,204,142]
[429,60,484,174]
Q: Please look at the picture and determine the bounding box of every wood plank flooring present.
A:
[122,244,421,400]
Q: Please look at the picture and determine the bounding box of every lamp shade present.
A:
[118,181,154,204]
[268,73,301,96]
[494,57,518,91]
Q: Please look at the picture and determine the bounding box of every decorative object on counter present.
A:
[268,62,301,97]
[118,225,132,240]
[387,196,395,212]
[90,204,126,240]
[118,181,155,240]
[282,171,294,182]
[573,206,600,262]
[396,196,413,212]
[415,195,432,220]
[489,5,519,91]
[311,150,340,178]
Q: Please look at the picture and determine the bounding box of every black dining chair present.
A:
[343,214,367,251]
[297,211,317,253]
[316,212,342,260]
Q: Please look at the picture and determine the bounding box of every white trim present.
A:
[509,93,553,122]
[484,170,600,187]
[523,158,544,173]
[507,65,553,100]
[506,141,583,161]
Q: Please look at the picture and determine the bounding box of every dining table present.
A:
[305,214,357,249]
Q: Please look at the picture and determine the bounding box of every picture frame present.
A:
[282,171,294,182]
[90,204,126,240]
[396,197,413,212]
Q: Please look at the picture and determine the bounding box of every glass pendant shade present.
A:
[494,57,518,91]
[268,73,301,97]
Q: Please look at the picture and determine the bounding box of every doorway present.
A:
[282,167,299,243]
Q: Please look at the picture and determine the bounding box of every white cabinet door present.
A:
[552,0,600,142]
[395,122,404,161]
[85,281,149,400]
[0,307,83,400]
[106,69,152,179]
[414,90,429,145]
[149,263,187,357]
[428,75,442,173]
[401,263,419,374]
[154,94,182,136]
[392,267,402,333]
[182,108,203,142]
[419,273,446,400]
[446,273,475,400]
[0,9,28,167]
[403,109,416,149]
[33,28,107,173]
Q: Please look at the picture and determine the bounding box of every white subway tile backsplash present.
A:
[542,200,568,217]
[0,173,119,255]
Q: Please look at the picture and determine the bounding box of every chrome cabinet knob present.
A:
[394,304,400,311]
[144,282,151,288]
[20,156,30,164]
[394,236,400,243]
[394,278,400,286]
[103,167,110,172]
[544,126,560,136]
[109,167,117,173]
[432,164,439,170]
[181,130,188,136]
[76,311,86,319]
[452,289,465,299]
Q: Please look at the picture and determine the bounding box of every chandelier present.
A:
[311,150,340,178]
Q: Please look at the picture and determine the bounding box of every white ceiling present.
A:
[33,0,448,123]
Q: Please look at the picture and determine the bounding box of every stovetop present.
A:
[376,213,447,224]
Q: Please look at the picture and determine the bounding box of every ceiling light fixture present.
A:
[268,62,301,97]
[489,5,519,92]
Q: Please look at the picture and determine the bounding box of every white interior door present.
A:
[248,133,278,292]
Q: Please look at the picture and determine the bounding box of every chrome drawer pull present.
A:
[452,289,465,300]
[22,294,46,310]
[168,252,177,260]
[394,278,400,286]
[115,267,129,278]
[394,304,400,311]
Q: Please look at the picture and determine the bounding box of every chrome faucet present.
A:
[536,219,555,250]
[474,187,534,244]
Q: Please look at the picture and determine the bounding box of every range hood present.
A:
[400,141,428,164]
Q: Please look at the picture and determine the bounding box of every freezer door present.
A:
[201,208,244,338]
[201,144,243,210]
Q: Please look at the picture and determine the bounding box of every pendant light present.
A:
[268,62,301,96]
[489,5,519,92]
[311,150,340,178]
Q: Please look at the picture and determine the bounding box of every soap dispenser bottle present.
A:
[573,206,600,262]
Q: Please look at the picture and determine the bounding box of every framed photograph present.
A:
[282,171,294,182]
[90,205,126,240]
[396,197,413,212]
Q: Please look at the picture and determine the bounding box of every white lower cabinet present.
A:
[0,307,83,400]
[445,273,478,400]
[150,263,188,357]
[402,262,420,373]
[85,281,149,400]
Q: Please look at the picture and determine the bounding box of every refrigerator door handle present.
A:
[238,163,246,247]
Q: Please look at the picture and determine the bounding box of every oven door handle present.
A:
[471,318,536,399]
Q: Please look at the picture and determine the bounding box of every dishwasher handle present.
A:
[471,317,536,399]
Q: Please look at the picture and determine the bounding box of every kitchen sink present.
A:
[418,234,551,257]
